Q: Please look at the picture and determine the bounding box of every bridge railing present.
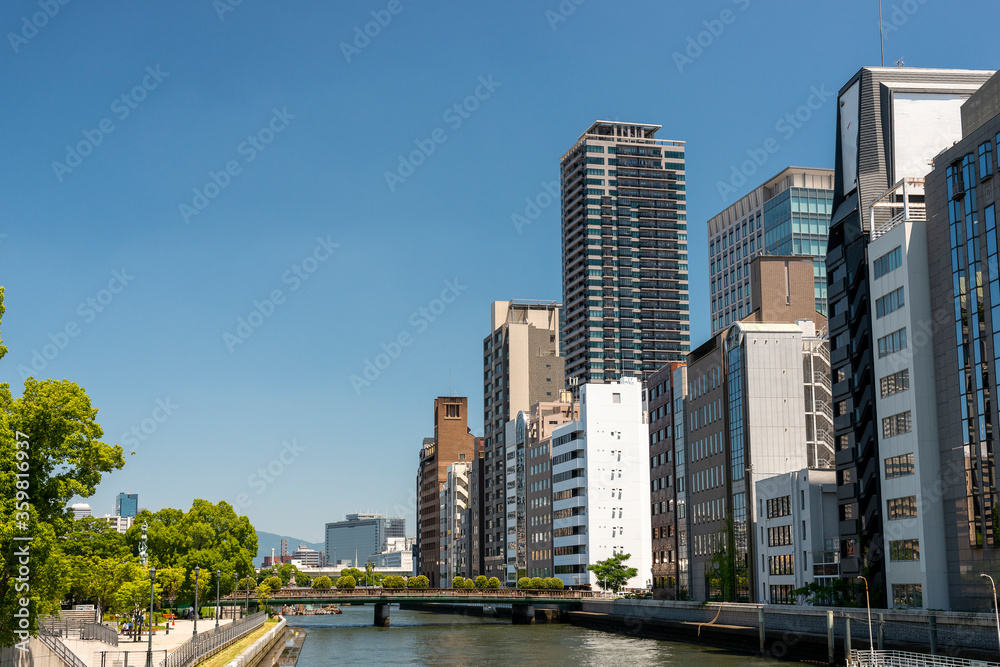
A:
[849,649,1000,667]
[223,587,601,600]
[164,611,267,667]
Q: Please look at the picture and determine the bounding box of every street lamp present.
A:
[215,570,221,630]
[982,574,1000,654]
[193,566,200,637]
[146,568,156,667]
[856,576,875,660]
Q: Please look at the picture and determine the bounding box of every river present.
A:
[286,605,790,666]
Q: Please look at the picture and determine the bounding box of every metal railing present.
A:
[164,611,267,667]
[94,649,168,667]
[83,621,119,646]
[849,649,1000,667]
[226,587,600,601]
[37,628,89,667]
[41,618,119,646]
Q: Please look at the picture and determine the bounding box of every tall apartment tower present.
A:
[708,167,834,335]
[561,121,689,389]
[116,492,138,518]
[416,397,477,587]
[825,66,992,607]
[480,300,562,580]
[927,68,1000,611]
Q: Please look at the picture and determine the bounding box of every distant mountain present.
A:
[255,531,324,568]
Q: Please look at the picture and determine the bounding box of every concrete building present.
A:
[561,121,690,389]
[753,469,838,604]
[116,493,138,518]
[439,461,471,581]
[69,503,92,520]
[826,66,992,607]
[416,397,477,586]
[480,300,563,580]
[291,545,320,568]
[647,363,684,599]
[551,379,652,589]
[99,514,133,534]
[709,167,834,335]
[370,537,416,571]
[926,68,1000,611]
[325,513,406,569]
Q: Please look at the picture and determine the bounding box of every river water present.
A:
[286,606,789,666]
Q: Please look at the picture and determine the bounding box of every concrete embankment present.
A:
[398,602,567,623]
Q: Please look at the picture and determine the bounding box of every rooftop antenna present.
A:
[895,57,905,68]
[878,0,884,67]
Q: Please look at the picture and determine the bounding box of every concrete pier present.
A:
[511,605,535,625]
[374,603,391,627]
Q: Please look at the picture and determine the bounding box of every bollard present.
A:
[929,614,938,655]
[759,608,765,654]
[827,610,834,665]
[845,616,852,657]
[877,612,884,650]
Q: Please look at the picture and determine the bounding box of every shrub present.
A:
[544,577,564,590]
[452,576,466,589]
[474,575,488,589]
[382,576,406,588]
[264,576,282,591]
[528,577,544,590]
[312,576,332,590]
[517,577,531,589]
[487,577,501,589]
[337,575,356,590]
[464,578,475,589]
[407,575,429,589]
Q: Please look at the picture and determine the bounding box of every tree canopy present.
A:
[587,553,638,593]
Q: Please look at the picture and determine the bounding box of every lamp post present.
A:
[857,575,875,660]
[192,566,200,637]
[215,569,221,629]
[982,574,1000,654]
[146,568,156,667]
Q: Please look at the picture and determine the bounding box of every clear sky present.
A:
[2,0,997,542]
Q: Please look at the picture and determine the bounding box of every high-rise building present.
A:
[926,68,1000,612]
[825,66,992,607]
[480,300,562,580]
[69,502,92,520]
[551,379,652,589]
[416,397,477,586]
[560,121,689,389]
[708,167,834,335]
[439,461,471,581]
[116,492,138,518]
[647,362,684,599]
[291,544,320,568]
[325,513,406,568]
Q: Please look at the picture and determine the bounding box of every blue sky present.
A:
[2,0,997,542]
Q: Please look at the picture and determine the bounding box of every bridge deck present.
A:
[221,588,598,606]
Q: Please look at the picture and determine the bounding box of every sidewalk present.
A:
[59,618,235,667]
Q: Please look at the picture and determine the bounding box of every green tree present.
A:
[407,575,429,589]
[452,575,465,588]
[255,583,271,608]
[264,575,282,592]
[337,575,356,590]
[587,553,638,593]
[339,567,363,581]
[474,575,488,589]
[486,577,501,589]
[84,557,142,620]
[463,578,474,589]
[113,568,161,618]
[544,577,564,590]
[312,576,333,590]
[155,567,184,617]
[382,576,405,588]
[528,577,544,590]
[517,577,530,589]
[295,571,311,588]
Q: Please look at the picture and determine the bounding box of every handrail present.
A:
[38,628,89,667]
[223,588,599,601]
[849,649,1000,667]
[165,611,267,667]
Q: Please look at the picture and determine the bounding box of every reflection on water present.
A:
[286,606,790,666]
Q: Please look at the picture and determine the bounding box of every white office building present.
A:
[867,178,947,610]
[551,379,652,589]
[753,469,838,604]
[439,461,471,581]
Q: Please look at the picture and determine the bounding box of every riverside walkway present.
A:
[57,619,235,667]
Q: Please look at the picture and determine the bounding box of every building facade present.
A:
[416,397,477,586]
[708,167,834,334]
[648,363,683,599]
[561,121,689,389]
[826,66,991,607]
[116,493,138,518]
[439,461,471,581]
[927,70,1000,611]
[480,300,563,580]
[551,380,652,589]
[325,513,406,569]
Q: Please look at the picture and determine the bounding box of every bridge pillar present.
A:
[374,603,390,627]
[511,605,535,625]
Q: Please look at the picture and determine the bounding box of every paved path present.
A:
[60,619,236,667]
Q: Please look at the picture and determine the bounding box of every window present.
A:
[766,496,791,518]
[612,392,621,404]
[880,369,910,397]
[768,525,792,547]
[876,287,905,318]
[979,141,994,179]
[768,554,794,575]
[445,403,461,418]
[882,410,912,438]
[889,539,920,561]
[885,453,915,478]
[887,496,918,520]
[892,584,923,608]
[877,328,907,358]
[873,246,902,279]
[770,584,796,604]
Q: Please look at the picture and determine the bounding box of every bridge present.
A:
[220,588,601,626]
